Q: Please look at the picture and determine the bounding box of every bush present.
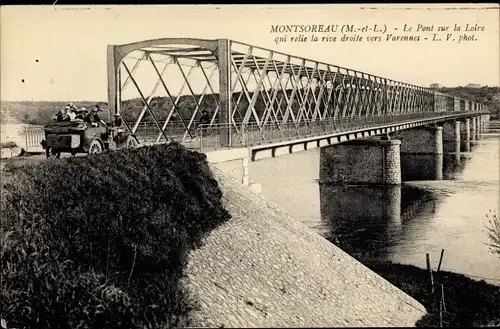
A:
[485,210,500,256]
[0,142,231,328]
[0,141,18,149]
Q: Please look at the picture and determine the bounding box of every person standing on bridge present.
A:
[200,109,211,125]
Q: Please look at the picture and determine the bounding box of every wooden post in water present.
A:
[426,253,434,294]
[439,299,443,327]
[441,284,447,312]
[437,249,445,273]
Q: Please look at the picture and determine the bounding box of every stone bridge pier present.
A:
[471,117,477,141]
[460,118,471,152]
[319,139,402,185]
[392,125,444,181]
[394,125,443,155]
[481,114,491,133]
[318,119,472,186]
[441,120,461,154]
[461,118,470,141]
[477,114,489,135]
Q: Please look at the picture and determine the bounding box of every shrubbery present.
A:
[485,210,500,256]
[0,142,231,328]
[0,141,18,149]
[436,86,500,119]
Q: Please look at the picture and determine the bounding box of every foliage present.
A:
[436,86,500,119]
[485,210,500,256]
[0,141,18,149]
[0,142,231,328]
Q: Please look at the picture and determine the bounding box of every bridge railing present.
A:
[21,121,203,150]
[132,121,202,143]
[197,111,478,150]
[24,125,45,152]
[21,110,487,152]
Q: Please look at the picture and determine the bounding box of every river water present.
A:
[249,133,500,286]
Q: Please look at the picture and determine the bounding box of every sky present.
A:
[1,4,499,102]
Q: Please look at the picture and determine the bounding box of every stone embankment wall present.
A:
[184,167,426,328]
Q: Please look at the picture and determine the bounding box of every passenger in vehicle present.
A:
[67,107,77,121]
[56,106,70,121]
[68,103,78,112]
[74,107,87,120]
[84,105,107,126]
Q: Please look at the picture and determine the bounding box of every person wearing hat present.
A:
[68,103,79,112]
[67,107,77,121]
[56,106,70,121]
[200,109,211,125]
[74,107,87,120]
[84,104,106,126]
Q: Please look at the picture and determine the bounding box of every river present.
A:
[249,132,500,287]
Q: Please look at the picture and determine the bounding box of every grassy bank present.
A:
[0,143,231,328]
[365,261,500,327]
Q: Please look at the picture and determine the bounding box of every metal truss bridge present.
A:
[106,38,487,151]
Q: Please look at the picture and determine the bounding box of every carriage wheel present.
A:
[88,140,103,155]
[125,136,139,149]
[125,135,139,149]
[46,148,61,159]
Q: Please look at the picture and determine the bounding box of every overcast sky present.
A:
[1,4,499,102]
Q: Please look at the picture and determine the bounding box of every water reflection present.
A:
[319,183,438,262]
[399,152,472,182]
[442,154,469,180]
[461,139,472,152]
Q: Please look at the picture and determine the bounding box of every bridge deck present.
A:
[22,110,488,156]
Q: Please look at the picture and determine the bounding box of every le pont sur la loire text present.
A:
[271,23,486,45]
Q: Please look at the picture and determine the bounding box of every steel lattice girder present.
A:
[107,38,483,145]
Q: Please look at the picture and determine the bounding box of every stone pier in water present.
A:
[319,139,402,185]
[394,126,444,181]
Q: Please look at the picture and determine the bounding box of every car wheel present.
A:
[46,148,61,159]
[88,139,103,155]
[126,135,139,149]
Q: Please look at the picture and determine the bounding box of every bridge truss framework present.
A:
[107,38,485,148]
